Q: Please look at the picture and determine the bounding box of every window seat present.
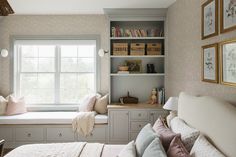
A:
[0,112,108,125]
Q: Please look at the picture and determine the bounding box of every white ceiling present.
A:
[8,0,176,15]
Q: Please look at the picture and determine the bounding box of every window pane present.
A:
[21,46,38,57]
[21,89,55,104]
[38,58,55,72]
[78,45,95,57]
[21,58,38,72]
[78,73,95,92]
[20,74,38,89]
[61,58,78,72]
[38,46,55,57]
[78,58,94,72]
[61,46,77,57]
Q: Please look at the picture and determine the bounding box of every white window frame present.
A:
[10,35,101,111]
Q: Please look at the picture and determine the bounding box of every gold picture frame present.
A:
[202,43,219,83]
[125,60,142,73]
[202,0,219,39]
[220,0,236,33]
[219,39,236,87]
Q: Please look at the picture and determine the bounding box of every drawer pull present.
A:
[59,133,62,137]
[90,133,93,136]
[139,124,142,128]
[150,113,154,116]
[27,133,31,137]
[138,113,141,117]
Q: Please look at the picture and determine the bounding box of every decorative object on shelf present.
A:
[147,64,156,73]
[147,43,162,55]
[119,92,139,104]
[158,88,165,105]
[163,97,178,126]
[220,39,236,86]
[202,43,218,83]
[149,88,158,105]
[220,0,236,33]
[112,43,128,56]
[125,60,142,73]
[201,0,218,39]
[118,65,129,71]
[98,49,109,57]
[0,49,8,58]
[0,0,14,16]
[130,43,145,56]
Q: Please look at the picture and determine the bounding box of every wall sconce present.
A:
[1,49,9,58]
[98,49,109,57]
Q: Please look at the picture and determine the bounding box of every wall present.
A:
[0,15,109,96]
[167,0,236,104]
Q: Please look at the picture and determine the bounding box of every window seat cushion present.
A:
[0,112,108,125]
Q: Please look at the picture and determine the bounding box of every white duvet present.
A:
[5,142,104,157]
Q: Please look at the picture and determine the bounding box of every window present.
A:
[14,39,98,107]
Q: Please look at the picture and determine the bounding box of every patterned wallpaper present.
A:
[166,0,236,104]
[0,15,109,96]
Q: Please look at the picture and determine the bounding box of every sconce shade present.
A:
[1,49,8,57]
[98,49,108,57]
[163,97,178,111]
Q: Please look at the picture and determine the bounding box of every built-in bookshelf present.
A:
[105,9,166,104]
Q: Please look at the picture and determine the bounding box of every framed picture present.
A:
[125,60,142,73]
[202,0,218,39]
[220,0,236,33]
[220,39,236,86]
[202,43,219,83]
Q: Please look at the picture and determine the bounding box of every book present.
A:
[117,71,130,74]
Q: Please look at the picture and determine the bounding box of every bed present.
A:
[4,92,236,157]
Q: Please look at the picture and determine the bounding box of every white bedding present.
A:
[5,142,104,157]
[0,112,108,124]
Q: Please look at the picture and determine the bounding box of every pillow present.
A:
[142,138,167,157]
[167,136,190,157]
[117,141,136,157]
[153,117,181,151]
[135,123,158,157]
[79,94,96,112]
[94,94,108,114]
[170,117,200,152]
[190,134,225,157]
[0,96,8,115]
[5,96,27,116]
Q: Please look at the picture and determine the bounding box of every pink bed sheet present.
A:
[101,144,125,157]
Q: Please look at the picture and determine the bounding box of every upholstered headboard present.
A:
[178,92,236,157]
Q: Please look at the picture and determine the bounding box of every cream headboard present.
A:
[178,92,236,157]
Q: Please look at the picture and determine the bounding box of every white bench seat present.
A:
[0,112,108,125]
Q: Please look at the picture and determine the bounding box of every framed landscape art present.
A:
[220,0,236,33]
[220,39,236,86]
[202,43,219,83]
[202,0,218,39]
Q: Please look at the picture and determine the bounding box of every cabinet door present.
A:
[109,110,129,143]
[149,110,168,125]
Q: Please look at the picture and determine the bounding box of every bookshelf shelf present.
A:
[110,73,165,77]
[110,55,165,58]
[110,37,165,40]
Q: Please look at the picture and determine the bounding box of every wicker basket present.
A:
[130,43,145,56]
[113,43,128,56]
[147,43,162,55]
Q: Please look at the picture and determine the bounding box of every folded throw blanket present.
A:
[72,111,96,137]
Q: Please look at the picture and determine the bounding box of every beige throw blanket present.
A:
[5,142,104,157]
[72,112,96,137]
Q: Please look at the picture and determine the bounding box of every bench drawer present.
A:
[130,111,149,121]
[0,128,13,141]
[15,128,44,142]
[47,128,75,142]
[130,121,148,131]
[78,126,106,142]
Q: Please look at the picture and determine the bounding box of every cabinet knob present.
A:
[59,133,62,137]
[90,133,93,136]
[150,113,154,116]
[27,133,31,137]
[138,113,141,117]
[139,124,142,128]
[126,113,129,116]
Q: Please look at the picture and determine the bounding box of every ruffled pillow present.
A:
[5,96,27,116]
[167,136,190,157]
[79,94,96,112]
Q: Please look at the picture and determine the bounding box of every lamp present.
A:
[98,49,109,57]
[163,97,178,126]
[0,49,8,58]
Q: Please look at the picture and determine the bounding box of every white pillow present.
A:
[94,94,108,114]
[142,138,167,157]
[190,134,225,157]
[135,123,158,157]
[117,141,136,157]
[79,94,96,112]
[170,117,200,152]
[0,96,8,115]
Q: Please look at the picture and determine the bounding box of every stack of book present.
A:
[117,71,130,74]
[158,88,165,105]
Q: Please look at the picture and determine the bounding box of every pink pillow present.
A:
[79,95,96,112]
[5,96,27,116]
[153,117,180,151]
[167,136,190,157]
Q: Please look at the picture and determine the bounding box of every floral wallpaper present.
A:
[166,0,236,104]
[0,15,109,96]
